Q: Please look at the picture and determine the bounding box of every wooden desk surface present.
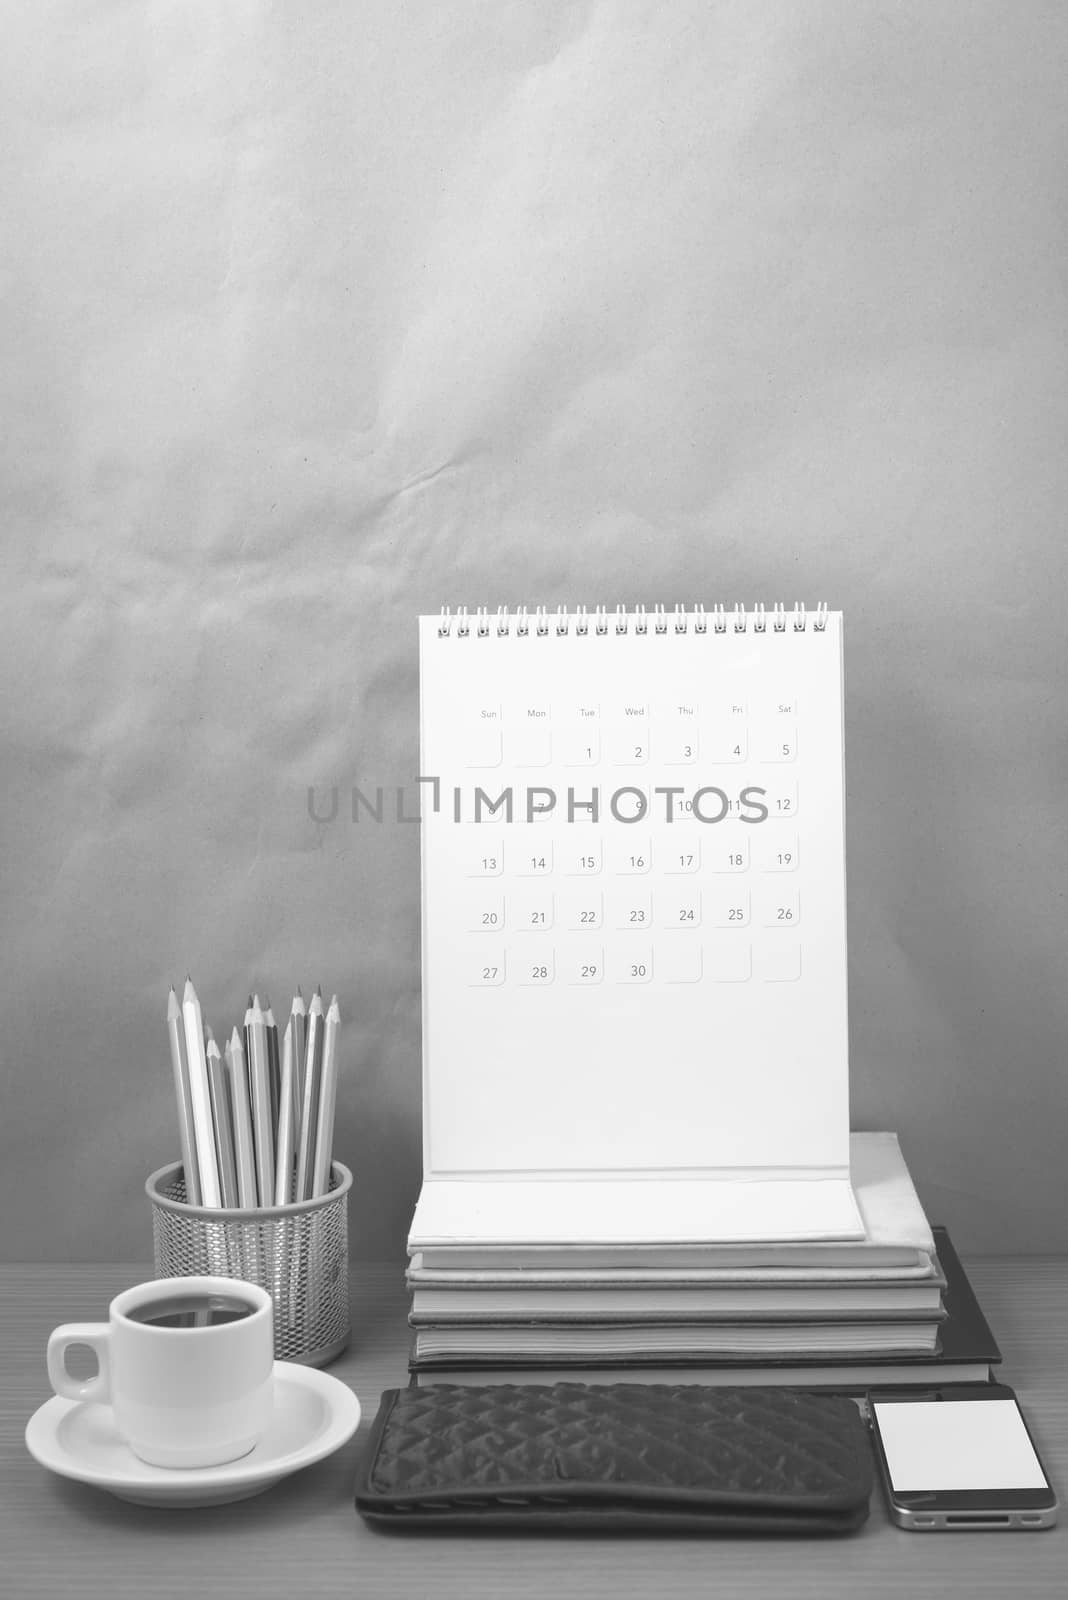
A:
[2,1258,1065,1599]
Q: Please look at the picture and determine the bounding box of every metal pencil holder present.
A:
[146,1161,352,1368]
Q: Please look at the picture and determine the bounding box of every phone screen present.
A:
[872,1399,1049,1492]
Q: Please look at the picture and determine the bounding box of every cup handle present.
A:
[47,1323,111,1404]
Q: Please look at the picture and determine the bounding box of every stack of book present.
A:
[406,1134,1000,1390]
[412,613,1001,1393]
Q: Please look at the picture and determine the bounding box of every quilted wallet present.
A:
[354,1382,873,1534]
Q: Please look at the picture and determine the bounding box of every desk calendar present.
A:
[412,605,862,1247]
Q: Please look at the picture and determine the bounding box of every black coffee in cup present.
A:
[126,1289,257,1329]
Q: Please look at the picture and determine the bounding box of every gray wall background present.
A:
[2,1,1066,1259]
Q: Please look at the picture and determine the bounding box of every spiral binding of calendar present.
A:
[438,602,828,638]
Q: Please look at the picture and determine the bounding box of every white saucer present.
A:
[24,1360,362,1507]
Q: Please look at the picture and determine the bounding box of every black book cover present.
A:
[929,1226,1002,1366]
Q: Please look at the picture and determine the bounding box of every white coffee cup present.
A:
[47,1276,274,1469]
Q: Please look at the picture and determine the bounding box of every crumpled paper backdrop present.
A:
[2,1,1066,1256]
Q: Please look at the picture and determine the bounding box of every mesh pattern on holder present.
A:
[146,1161,351,1367]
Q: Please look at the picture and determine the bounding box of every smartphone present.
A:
[868,1385,1057,1530]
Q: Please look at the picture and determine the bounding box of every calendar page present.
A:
[417,604,858,1241]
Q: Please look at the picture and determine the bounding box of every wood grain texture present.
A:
[2,1258,1065,1598]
